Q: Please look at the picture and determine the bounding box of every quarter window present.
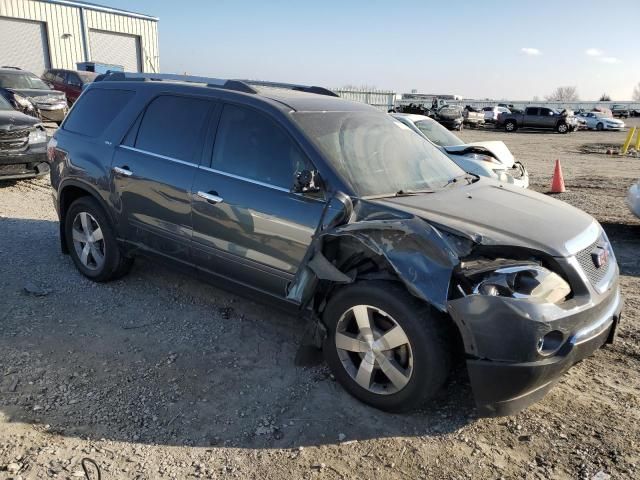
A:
[135,95,211,163]
[211,104,309,189]
[64,88,134,137]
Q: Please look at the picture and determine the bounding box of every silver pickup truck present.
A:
[497,106,579,133]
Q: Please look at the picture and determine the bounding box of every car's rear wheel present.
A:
[596,122,604,131]
[65,196,132,282]
[323,281,450,412]
[504,120,517,132]
[556,122,569,134]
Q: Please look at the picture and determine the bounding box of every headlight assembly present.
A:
[461,261,571,304]
[13,93,35,110]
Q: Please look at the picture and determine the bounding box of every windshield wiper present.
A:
[394,189,435,196]
[441,174,478,189]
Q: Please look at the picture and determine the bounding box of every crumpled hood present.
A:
[374,179,598,257]
[445,141,515,167]
[8,88,65,103]
[0,109,39,129]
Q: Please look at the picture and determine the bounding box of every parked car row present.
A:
[43,72,623,418]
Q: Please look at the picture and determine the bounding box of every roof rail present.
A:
[100,71,258,94]
[242,80,339,97]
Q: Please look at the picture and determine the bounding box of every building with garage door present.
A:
[0,0,158,75]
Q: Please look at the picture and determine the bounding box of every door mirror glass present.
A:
[294,169,321,193]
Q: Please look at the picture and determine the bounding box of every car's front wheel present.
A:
[323,281,451,412]
[556,122,569,134]
[65,196,133,282]
[596,122,604,131]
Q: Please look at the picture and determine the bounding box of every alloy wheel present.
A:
[71,211,106,271]
[335,305,413,395]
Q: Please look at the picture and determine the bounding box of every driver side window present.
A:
[211,104,312,189]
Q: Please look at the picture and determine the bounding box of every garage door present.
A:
[89,29,141,72]
[0,17,50,75]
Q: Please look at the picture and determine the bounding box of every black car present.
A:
[0,67,68,123]
[48,72,622,416]
[435,105,464,130]
[611,104,630,118]
[0,93,48,180]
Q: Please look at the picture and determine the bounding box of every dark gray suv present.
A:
[48,73,622,416]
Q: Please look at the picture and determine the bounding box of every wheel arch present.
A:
[58,180,116,254]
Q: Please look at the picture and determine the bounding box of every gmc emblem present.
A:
[592,247,609,269]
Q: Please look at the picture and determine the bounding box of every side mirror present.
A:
[294,169,321,193]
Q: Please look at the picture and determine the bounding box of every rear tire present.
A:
[64,196,133,282]
[504,120,517,132]
[323,281,451,412]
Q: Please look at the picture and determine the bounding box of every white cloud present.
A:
[585,48,603,56]
[521,47,541,56]
[599,56,621,64]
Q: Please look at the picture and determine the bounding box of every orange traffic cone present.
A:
[550,159,565,193]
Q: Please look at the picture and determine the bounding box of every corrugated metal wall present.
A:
[0,0,159,72]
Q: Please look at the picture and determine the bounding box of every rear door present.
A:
[191,103,326,298]
[523,107,539,127]
[111,94,213,264]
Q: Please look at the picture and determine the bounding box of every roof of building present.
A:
[45,0,158,21]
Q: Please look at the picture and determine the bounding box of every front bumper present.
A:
[448,269,623,416]
[0,145,49,180]
[37,105,67,123]
[438,118,463,130]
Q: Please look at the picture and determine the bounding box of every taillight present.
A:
[47,137,57,163]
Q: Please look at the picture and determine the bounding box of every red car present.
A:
[42,69,97,105]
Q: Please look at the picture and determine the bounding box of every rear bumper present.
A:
[463,288,623,416]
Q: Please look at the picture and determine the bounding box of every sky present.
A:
[105,0,640,101]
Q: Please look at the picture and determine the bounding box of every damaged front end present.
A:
[289,192,622,417]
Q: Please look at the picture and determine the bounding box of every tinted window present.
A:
[64,88,134,137]
[525,107,538,115]
[67,72,82,87]
[540,108,552,116]
[211,104,308,189]
[135,95,211,163]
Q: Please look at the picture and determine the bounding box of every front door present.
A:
[111,94,213,263]
[191,103,326,298]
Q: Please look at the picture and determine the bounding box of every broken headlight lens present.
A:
[471,265,571,304]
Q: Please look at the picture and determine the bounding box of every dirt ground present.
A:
[1,119,639,480]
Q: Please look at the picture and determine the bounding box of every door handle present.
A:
[113,166,133,177]
[197,191,224,204]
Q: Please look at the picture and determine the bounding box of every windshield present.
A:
[0,72,51,90]
[293,111,465,198]
[414,119,464,147]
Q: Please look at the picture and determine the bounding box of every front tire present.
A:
[596,122,604,131]
[64,196,133,282]
[323,281,451,412]
[556,122,569,134]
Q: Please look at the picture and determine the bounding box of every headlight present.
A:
[13,93,35,110]
[28,127,47,144]
[464,262,571,304]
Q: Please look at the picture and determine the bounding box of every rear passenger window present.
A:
[134,95,211,163]
[211,104,308,189]
[64,88,134,137]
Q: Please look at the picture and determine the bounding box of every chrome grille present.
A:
[0,128,30,152]
[575,238,612,287]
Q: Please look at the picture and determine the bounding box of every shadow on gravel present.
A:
[601,221,640,277]
[0,217,474,450]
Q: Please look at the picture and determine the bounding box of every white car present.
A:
[392,113,529,188]
[629,180,640,219]
[579,112,625,131]
[483,106,511,123]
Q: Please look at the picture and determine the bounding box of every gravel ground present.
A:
[1,120,639,480]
